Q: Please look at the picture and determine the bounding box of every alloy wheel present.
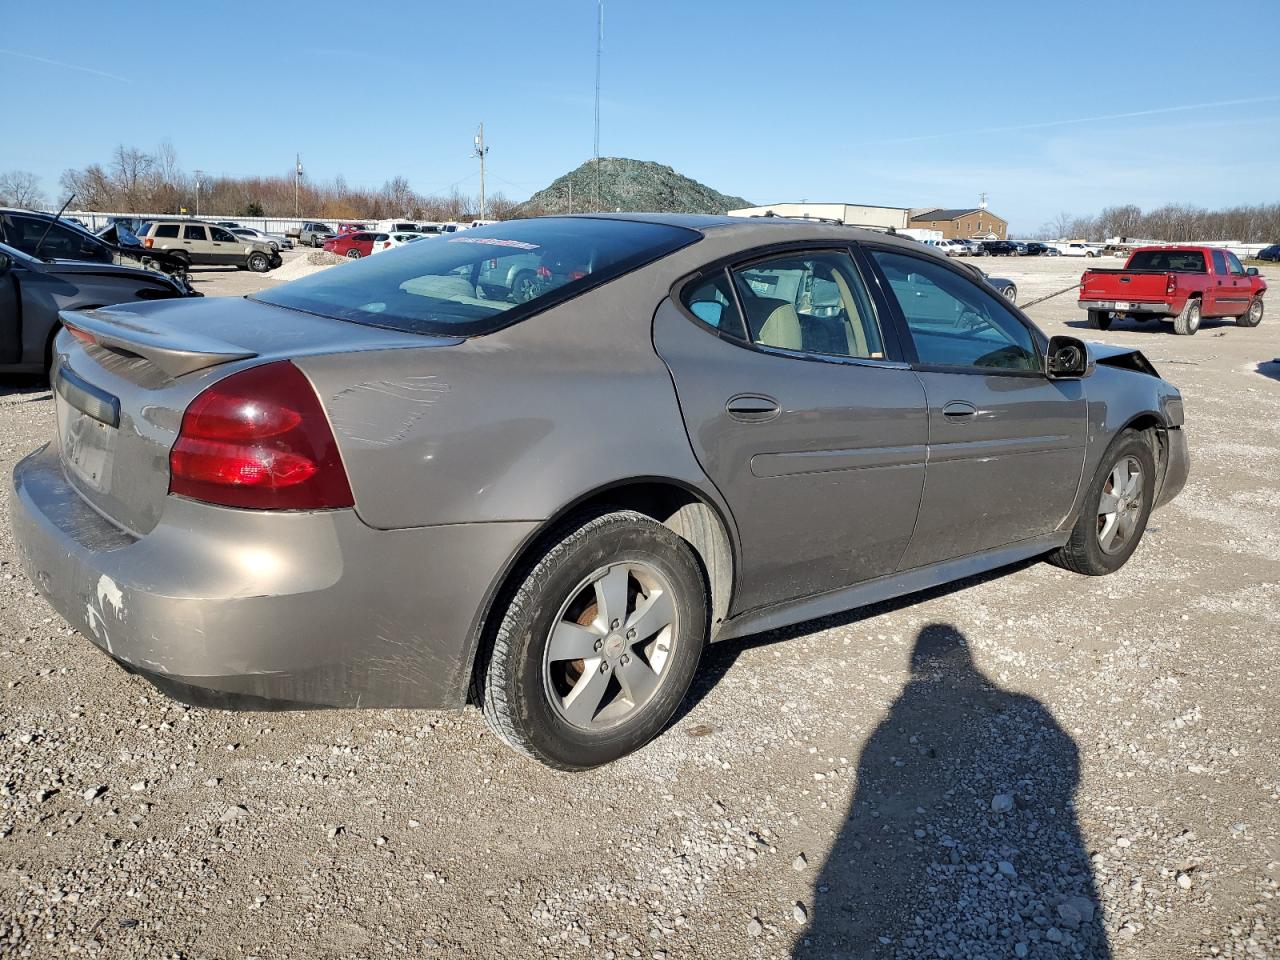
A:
[542,561,677,731]
[1097,455,1144,554]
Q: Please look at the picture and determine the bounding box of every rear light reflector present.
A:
[64,324,96,345]
[1166,273,1176,295]
[169,361,354,510]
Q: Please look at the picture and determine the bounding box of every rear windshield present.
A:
[1128,250,1205,272]
[253,217,699,337]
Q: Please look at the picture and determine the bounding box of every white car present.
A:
[373,220,420,234]
[370,231,427,255]
[231,227,293,252]
[1055,242,1100,258]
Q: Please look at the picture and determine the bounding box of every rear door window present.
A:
[681,271,745,336]
[183,225,208,241]
[154,224,180,238]
[254,217,698,337]
[729,251,885,359]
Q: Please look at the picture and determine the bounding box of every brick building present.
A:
[909,207,1008,240]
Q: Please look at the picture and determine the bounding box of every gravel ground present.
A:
[1,254,1277,959]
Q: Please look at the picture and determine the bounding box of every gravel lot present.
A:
[1,253,1277,959]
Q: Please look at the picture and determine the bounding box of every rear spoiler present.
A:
[59,308,257,378]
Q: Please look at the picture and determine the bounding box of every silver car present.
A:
[12,215,1188,769]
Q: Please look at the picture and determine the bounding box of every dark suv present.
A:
[981,240,1020,257]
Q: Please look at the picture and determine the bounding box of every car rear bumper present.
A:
[11,443,536,710]
[1079,300,1170,314]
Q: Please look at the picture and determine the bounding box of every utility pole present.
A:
[473,124,488,221]
[194,169,203,218]
[295,155,303,217]
[594,0,603,210]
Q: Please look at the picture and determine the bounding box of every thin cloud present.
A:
[0,47,131,83]
[876,96,1280,144]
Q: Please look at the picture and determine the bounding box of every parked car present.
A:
[1058,242,1099,258]
[370,232,427,255]
[138,220,281,273]
[297,222,336,248]
[323,231,384,259]
[982,274,1018,303]
[1022,242,1053,257]
[12,215,1189,769]
[1079,245,1267,334]
[980,240,1020,257]
[337,222,369,235]
[374,220,420,234]
[2,208,189,281]
[921,239,962,257]
[214,221,242,230]
[950,239,982,256]
[1256,244,1280,262]
[232,227,293,252]
[0,240,197,375]
[477,251,543,301]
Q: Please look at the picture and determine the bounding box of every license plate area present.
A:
[1113,301,1131,311]
[55,378,118,494]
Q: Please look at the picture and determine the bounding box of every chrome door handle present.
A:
[726,394,781,423]
[942,401,978,421]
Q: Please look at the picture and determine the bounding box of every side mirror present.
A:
[1246,266,1259,276]
[1045,335,1093,379]
[689,300,724,327]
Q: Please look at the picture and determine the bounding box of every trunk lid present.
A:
[52,297,458,536]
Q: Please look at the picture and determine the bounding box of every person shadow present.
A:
[798,623,1110,959]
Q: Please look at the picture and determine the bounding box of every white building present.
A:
[727,202,910,232]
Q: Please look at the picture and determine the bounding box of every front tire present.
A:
[1087,309,1112,331]
[478,510,708,770]
[247,252,270,273]
[346,249,361,259]
[1237,297,1264,327]
[1048,429,1156,576]
[1173,297,1201,335]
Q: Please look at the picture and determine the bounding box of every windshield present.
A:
[254,217,699,337]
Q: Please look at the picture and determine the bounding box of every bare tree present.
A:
[0,170,46,208]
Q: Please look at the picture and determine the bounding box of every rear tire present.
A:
[477,509,708,770]
[1237,297,1264,327]
[1087,309,1112,331]
[1048,429,1156,576]
[346,249,361,259]
[1173,297,1201,335]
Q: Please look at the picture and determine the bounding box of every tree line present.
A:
[0,142,531,222]
[1030,203,1280,243]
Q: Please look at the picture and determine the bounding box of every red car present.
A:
[336,222,369,235]
[1079,245,1267,335]
[323,231,385,259]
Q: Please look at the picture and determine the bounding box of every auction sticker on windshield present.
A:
[447,237,540,250]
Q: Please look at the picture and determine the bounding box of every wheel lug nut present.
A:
[621,655,630,665]
[593,639,603,652]
[625,629,635,640]
[610,619,620,630]
[600,662,610,674]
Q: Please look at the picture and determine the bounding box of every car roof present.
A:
[549,212,939,250]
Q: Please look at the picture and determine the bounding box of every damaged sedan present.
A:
[11,215,1188,769]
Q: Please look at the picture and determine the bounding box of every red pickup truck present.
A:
[1078,245,1266,335]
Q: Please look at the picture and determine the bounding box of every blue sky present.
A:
[4,0,1278,232]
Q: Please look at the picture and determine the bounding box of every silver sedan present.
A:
[13,215,1188,769]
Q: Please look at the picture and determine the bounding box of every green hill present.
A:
[522,158,750,216]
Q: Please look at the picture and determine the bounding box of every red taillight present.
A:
[64,324,96,345]
[1166,273,1176,295]
[143,238,154,248]
[169,361,354,510]
[382,241,391,249]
